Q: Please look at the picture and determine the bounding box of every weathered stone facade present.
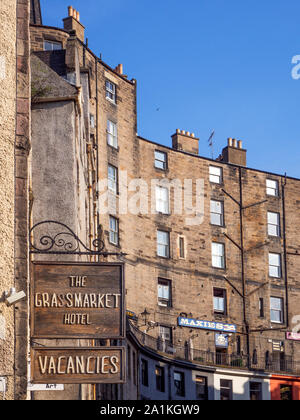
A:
[0,0,17,400]
[28,5,300,398]
[1,0,299,400]
[0,0,31,400]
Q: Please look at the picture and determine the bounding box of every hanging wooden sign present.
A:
[31,347,126,384]
[30,262,125,339]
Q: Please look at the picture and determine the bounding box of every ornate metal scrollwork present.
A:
[29,220,107,255]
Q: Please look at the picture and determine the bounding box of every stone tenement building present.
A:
[1,0,300,400]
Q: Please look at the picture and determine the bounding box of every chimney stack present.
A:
[63,6,85,43]
[115,64,123,75]
[219,137,247,166]
[171,129,199,155]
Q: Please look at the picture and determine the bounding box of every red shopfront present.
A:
[270,375,300,400]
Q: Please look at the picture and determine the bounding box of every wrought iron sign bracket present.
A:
[29,220,127,257]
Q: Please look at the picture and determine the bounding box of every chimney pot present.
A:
[118,64,123,74]
[63,7,85,42]
[220,139,246,166]
[171,129,199,155]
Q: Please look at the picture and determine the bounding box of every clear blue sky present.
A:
[41,0,300,178]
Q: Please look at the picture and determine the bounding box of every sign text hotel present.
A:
[31,262,125,339]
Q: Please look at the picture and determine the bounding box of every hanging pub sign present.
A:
[178,316,237,333]
[31,347,126,384]
[30,262,125,339]
[215,333,229,348]
[286,332,300,341]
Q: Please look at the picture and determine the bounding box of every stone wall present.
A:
[27,9,300,397]
[0,0,31,400]
[0,0,17,401]
[15,0,31,400]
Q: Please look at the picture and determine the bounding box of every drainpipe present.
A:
[282,175,289,328]
[239,167,250,367]
[95,56,100,263]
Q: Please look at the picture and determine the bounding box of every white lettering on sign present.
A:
[178,317,237,332]
[38,355,119,375]
[63,313,91,325]
[34,292,121,308]
[34,275,121,311]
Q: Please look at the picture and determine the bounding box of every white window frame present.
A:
[157,278,171,307]
[269,253,281,278]
[105,80,116,103]
[270,297,284,323]
[109,216,119,245]
[213,288,227,314]
[155,185,169,214]
[43,40,62,51]
[210,200,224,226]
[220,379,233,400]
[212,242,225,269]
[266,179,279,197]
[108,164,118,194]
[157,230,170,258]
[159,325,172,343]
[154,150,167,170]
[107,120,118,148]
[209,166,222,184]
[268,212,280,237]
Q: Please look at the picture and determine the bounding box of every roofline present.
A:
[30,23,69,34]
[30,23,135,86]
[137,135,300,182]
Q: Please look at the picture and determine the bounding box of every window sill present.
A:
[108,189,119,196]
[214,312,227,317]
[209,181,224,186]
[266,193,279,197]
[158,302,172,309]
[106,97,117,106]
[107,143,119,152]
[154,166,168,172]
[108,241,121,248]
[157,255,171,260]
